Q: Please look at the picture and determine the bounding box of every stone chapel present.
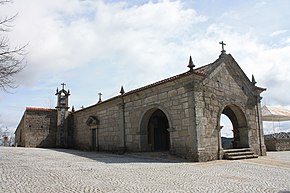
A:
[15,46,267,162]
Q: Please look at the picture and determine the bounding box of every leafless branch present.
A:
[0,0,11,5]
[0,14,18,32]
[0,0,26,92]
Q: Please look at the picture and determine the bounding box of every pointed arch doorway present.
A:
[219,105,249,149]
[148,109,170,151]
[140,108,170,151]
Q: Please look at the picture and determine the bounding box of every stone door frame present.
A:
[86,116,100,151]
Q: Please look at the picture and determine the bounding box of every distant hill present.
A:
[264,132,290,139]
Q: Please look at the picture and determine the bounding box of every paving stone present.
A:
[0,147,289,193]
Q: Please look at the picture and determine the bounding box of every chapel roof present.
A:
[75,56,213,112]
[75,53,266,113]
[122,67,207,97]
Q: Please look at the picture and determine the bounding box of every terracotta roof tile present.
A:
[26,107,55,112]
[195,64,211,75]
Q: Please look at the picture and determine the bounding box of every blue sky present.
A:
[1,0,290,135]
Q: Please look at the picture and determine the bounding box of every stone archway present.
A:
[140,107,171,151]
[219,105,249,149]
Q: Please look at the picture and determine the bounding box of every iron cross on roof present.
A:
[219,41,226,54]
[98,92,102,103]
[61,83,66,90]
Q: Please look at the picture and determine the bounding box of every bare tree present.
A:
[0,0,26,91]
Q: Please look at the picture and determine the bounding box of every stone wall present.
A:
[194,56,266,161]
[15,115,25,147]
[15,108,57,147]
[72,55,266,162]
[14,54,266,162]
[73,98,123,151]
[72,72,200,159]
[122,73,199,158]
[265,139,290,151]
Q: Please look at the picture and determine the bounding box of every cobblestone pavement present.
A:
[0,147,289,193]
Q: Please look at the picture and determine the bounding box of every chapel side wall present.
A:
[24,110,57,148]
[73,98,123,151]
[123,74,198,159]
[195,63,263,161]
[72,73,199,158]
[15,115,25,147]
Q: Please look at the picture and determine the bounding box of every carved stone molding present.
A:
[86,116,100,128]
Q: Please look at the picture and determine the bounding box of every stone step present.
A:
[227,154,259,160]
[223,148,253,153]
[224,152,255,159]
[225,151,254,157]
[223,148,258,160]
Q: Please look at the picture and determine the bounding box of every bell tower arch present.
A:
[55,83,70,147]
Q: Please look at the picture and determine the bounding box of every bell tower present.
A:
[55,83,70,147]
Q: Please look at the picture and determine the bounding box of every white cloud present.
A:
[270,30,288,37]
[1,0,290,130]
[2,0,208,89]
[220,115,233,138]
[191,23,290,107]
[255,1,267,8]
[1,0,210,129]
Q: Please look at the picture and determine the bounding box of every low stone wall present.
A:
[265,138,290,151]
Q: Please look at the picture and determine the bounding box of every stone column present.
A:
[238,127,249,148]
[167,127,175,153]
[216,126,223,160]
[56,108,68,148]
[256,98,267,155]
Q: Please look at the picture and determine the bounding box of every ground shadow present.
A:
[48,148,189,164]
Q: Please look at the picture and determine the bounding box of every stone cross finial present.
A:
[219,41,226,54]
[120,86,125,95]
[252,74,257,85]
[187,56,195,72]
[61,83,66,90]
[98,93,102,103]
